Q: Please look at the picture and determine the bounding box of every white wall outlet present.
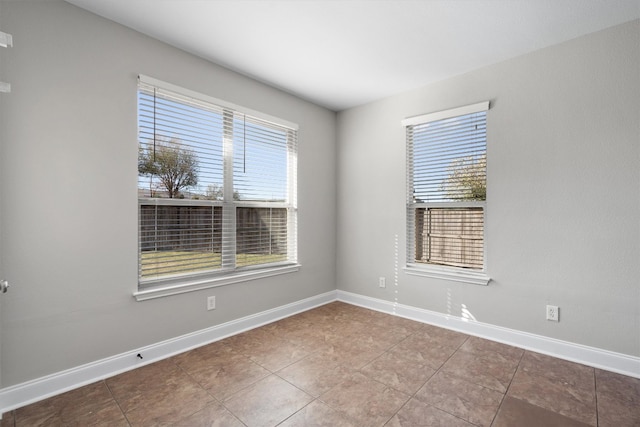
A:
[379,277,386,288]
[207,296,216,311]
[546,305,559,322]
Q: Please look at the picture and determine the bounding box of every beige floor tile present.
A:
[439,350,518,393]
[15,381,128,427]
[596,393,640,427]
[300,304,361,327]
[386,398,474,427]
[519,351,595,392]
[320,372,410,427]
[415,324,469,347]
[366,312,425,334]
[247,338,313,371]
[360,351,436,395]
[595,368,640,405]
[316,338,388,370]
[222,327,281,354]
[272,319,337,349]
[354,327,413,351]
[261,315,313,336]
[508,368,596,426]
[223,374,313,427]
[278,400,357,427]
[106,359,214,426]
[171,339,235,365]
[327,322,371,343]
[457,336,524,362]
[353,329,404,352]
[389,334,462,370]
[492,396,592,427]
[172,401,244,427]
[1,412,15,427]
[174,343,270,400]
[414,371,503,427]
[290,331,340,350]
[225,328,313,371]
[277,352,356,397]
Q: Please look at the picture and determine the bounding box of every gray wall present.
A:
[336,20,640,357]
[0,1,336,386]
[1,0,638,389]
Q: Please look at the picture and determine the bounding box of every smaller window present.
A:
[404,102,490,284]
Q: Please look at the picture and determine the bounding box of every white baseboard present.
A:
[336,290,640,379]
[0,290,338,413]
[2,288,638,414]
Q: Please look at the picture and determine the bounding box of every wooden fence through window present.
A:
[139,204,287,255]
[415,207,484,269]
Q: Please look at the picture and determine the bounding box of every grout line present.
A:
[103,379,132,427]
[488,349,526,427]
[593,369,600,427]
[1,410,16,427]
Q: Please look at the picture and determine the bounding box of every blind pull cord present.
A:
[152,88,158,162]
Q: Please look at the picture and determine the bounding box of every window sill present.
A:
[133,263,301,301]
[405,263,490,286]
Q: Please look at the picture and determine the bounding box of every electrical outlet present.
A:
[379,277,386,288]
[207,296,216,311]
[546,305,559,322]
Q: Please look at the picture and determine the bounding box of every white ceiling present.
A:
[66,0,639,111]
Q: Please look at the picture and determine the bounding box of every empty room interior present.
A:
[0,0,638,426]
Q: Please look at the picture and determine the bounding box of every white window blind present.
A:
[138,76,297,286]
[405,103,488,272]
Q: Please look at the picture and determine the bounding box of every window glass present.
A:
[137,79,297,286]
[407,108,487,271]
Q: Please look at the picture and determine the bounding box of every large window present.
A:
[137,76,297,290]
[404,102,490,285]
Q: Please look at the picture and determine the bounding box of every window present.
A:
[137,76,298,293]
[403,102,490,285]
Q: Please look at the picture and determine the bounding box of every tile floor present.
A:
[2,301,639,426]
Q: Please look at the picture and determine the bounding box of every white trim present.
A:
[405,264,490,286]
[135,264,301,301]
[402,101,489,127]
[0,290,337,413]
[138,74,299,130]
[336,290,640,379]
[0,82,10,93]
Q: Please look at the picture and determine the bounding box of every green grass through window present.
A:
[140,250,287,278]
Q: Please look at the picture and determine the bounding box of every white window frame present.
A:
[403,102,491,286]
[134,75,299,301]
